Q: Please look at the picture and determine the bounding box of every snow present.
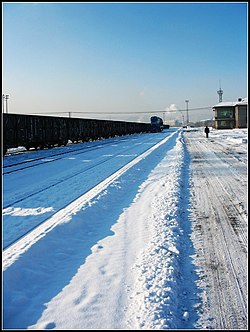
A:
[213,97,247,107]
[2,127,248,329]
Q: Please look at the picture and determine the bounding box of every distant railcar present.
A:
[2,113,152,154]
[150,116,164,132]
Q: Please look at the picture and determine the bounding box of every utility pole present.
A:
[2,94,9,113]
[181,114,184,125]
[2,94,5,113]
[5,94,9,113]
[185,100,189,126]
[178,110,184,126]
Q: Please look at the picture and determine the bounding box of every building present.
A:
[165,119,182,127]
[212,97,248,129]
[235,99,248,128]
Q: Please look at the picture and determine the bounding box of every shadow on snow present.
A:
[4,130,181,329]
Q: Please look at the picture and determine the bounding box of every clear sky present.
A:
[2,2,248,123]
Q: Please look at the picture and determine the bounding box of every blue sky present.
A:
[2,2,247,123]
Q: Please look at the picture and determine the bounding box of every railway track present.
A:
[3,135,142,174]
[3,142,142,210]
[3,131,177,260]
[3,133,164,209]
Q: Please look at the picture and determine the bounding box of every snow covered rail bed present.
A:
[3,128,247,330]
[3,135,162,209]
[3,135,145,174]
[3,130,178,249]
[3,131,178,271]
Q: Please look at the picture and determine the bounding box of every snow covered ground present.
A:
[2,127,248,329]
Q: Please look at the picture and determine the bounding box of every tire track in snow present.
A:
[186,130,247,329]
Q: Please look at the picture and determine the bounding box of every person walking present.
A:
[204,125,210,138]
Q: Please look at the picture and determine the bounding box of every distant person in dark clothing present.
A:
[204,126,210,138]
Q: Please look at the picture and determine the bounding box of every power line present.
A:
[26,106,213,115]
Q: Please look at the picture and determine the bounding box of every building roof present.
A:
[213,101,235,108]
[213,97,247,108]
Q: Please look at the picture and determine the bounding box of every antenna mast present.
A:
[217,80,223,103]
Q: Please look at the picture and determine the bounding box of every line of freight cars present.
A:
[2,113,154,154]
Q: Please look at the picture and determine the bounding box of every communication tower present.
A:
[217,81,223,103]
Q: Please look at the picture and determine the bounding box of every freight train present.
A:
[2,113,152,154]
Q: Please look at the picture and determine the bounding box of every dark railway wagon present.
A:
[2,113,151,154]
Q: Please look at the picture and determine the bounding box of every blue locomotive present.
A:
[150,116,164,132]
